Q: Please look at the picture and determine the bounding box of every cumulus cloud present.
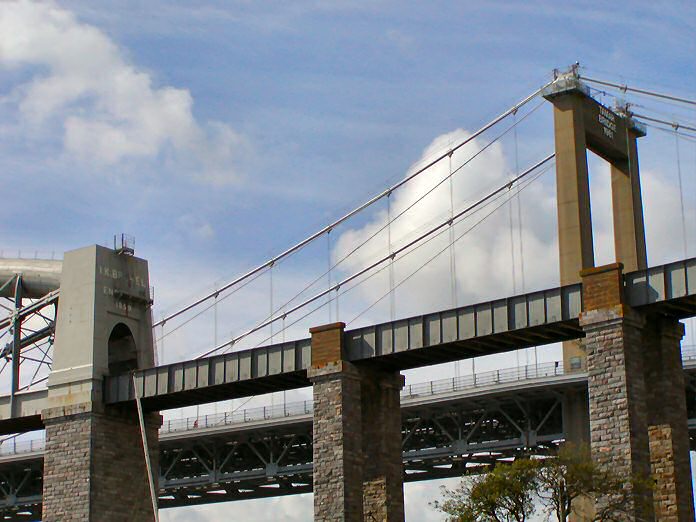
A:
[332,128,693,328]
[177,214,216,241]
[0,1,246,182]
[333,128,559,322]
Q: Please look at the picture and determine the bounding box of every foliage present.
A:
[535,443,596,521]
[536,444,653,522]
[431,458,539,522]
[590,474,653,522]
[433,445,653,522]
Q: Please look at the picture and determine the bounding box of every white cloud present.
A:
[333,128,694,328]
[0,1,246,182]
[333,128,560,322]
[177,214,216,241]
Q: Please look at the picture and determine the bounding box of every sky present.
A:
[1,1,696,520]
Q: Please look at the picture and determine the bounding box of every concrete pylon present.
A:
[543,72,647,374]
[308,323,404,522]
[41,245,160,521]
[544,71,649,521]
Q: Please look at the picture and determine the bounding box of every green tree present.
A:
[535,444,653,522]
[535,443,596,521]
[433,446,652,522]
[590,473,653,522]
[432,458,539,522]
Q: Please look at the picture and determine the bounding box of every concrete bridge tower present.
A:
[40,244,159,521]
[545,69,694,521]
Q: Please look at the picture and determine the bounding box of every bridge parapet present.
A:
[97,257,696,416]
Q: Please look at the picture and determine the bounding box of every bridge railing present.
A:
[401,361,567,400]
[157,346,696,434]
[162,399,314,434]
[2,348,695,455]
[159,360,574,435]
[0,437,45,457]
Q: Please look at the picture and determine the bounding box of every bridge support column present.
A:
[360,368,404,521]
[562,390,593,522]
[580,263,653,520]
[309,323,404,522]
[42,404,160,521]
[39,245,159,521]
[309,359,363,522]
[643,318,695,521]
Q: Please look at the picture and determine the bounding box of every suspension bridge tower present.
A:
[544,68,694,521]
[40,243,160,521]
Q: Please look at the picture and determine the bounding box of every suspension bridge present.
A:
[1,66,695,521]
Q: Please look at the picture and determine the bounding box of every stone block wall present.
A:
[643,318,694,521]
[90,411,160,520]
[309,322,405,522]
[581,308,653,520]
[580,262,695,521]
[310,362,363,522]
[42,407,160,521]
[43,413,92,521]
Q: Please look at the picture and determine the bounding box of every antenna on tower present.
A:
[114,233,135,256]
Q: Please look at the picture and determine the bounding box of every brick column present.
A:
[643,317,695,521]
[308,323,405,522]
[42,404,160,521]
[580,263,653,520]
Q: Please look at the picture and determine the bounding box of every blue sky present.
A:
[1,1,695,520]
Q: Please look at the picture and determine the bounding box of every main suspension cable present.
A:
[229,101,546,336]
[155,84,553,328]
[249,162,552,349]
[347,163,553,326]
[579,76,696,108]
[195,153,554,358]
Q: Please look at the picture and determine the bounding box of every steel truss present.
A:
[0,374,694,520]
[0,275,57,404]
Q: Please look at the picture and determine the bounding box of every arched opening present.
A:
[108,323,138,374]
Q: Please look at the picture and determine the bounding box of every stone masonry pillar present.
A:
[580,263,653,520]
[42,405,160,521]
[643,317,695,521]
[309,357,363,521]
[361,367,404,521]
[308,322,405,522]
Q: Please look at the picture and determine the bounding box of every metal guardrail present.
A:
[160,360,574,434]
[3,348,696,457]
[0,438,44,457]
[401,361,569,399]
[153,346,696,434]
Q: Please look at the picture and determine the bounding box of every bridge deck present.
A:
[0,355,694,517]
[105,257,696,413]
[0,257,694,435]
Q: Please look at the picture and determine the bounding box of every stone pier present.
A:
[580,263,694,521]
[42,405,160,521]
[581,264,652,519]
[643,317,695,520]
[309,323,404,522]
